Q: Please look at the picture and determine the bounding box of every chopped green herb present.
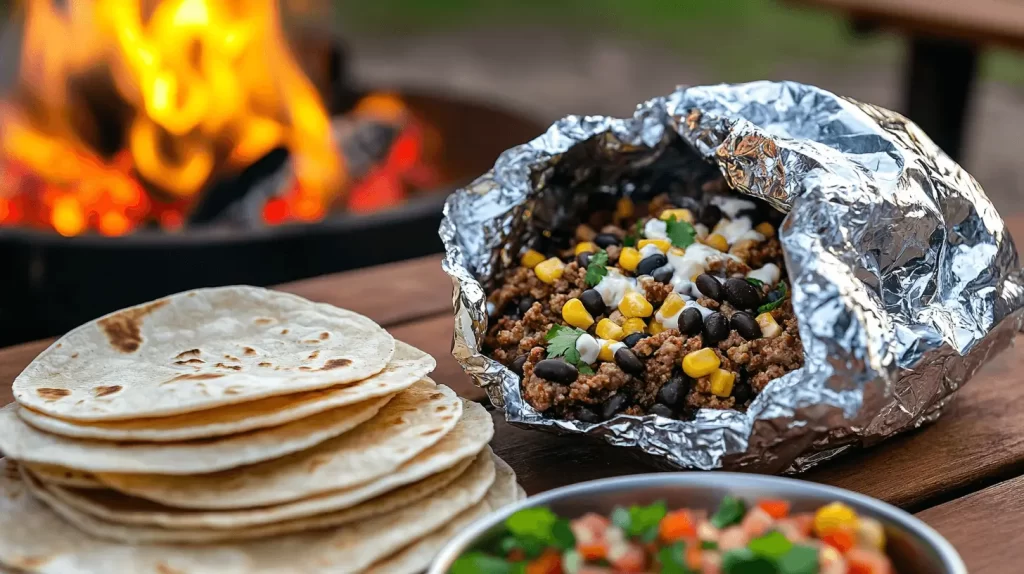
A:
[721,548,775,574]
[544,325,585,365]
[577,364,594,375]
[625,501,668,538]
[745,277,764,288]
[640,523,661,543]
[701,540,719,550]
[610,506,632,531]
[551,519,576,550]
[665,216,697,249]
[776,544,819,574]
[710,495,746,529]
[498,536,521,556]
[748,531,793,560]
[585,250,609,286]
[757,281,788,314]
[450,551,518,574]
[623,219,645,247]
[505,507,558,542]
[657,542,694,574]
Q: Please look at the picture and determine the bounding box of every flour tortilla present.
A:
[47,399,492,528]
[0,393,392,474]
[13,286,395,421]
[20,464,103,489]
[27,453,477,544]
[0,452,496,574]
[36,452,475,540]
[365,452,520,574]
[97,380,462,508]
[16,341,433,442]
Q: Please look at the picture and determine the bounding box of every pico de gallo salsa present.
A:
[449,496,894,574]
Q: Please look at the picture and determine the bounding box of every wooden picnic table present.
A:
[2,218,1024,572]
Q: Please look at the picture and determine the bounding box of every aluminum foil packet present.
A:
[439,81,1024,473]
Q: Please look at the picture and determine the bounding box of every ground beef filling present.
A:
[483,190,804,421]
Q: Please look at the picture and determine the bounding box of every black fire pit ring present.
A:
[0,89,546,346]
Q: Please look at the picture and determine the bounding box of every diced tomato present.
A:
[578,542,607,561]
[572,513,611,546]
[507,549,526,562]
[740,507,775,538]
[610,544,647,572]
[526,549,562,574]
[718,526,749,551]
[846,548,894,574]
[822,527,857,553]
[660,509,697,541]
[790,513,815,536]
[686,544,703,569]
[701,550,722,574]
[757,499,791,519]
[775,518,809,542]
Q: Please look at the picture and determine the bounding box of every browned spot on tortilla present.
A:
[307,457,329,472]
[299,366,312,371]
[215,363,242,371]
[441,415,454,421]
[15,556,51,568]
[156,563,186,574]
[173,358,205,365]
[223,354,240,361]
[162,373,224,385]
[428,393,444,400]
[435,405,448,412]
[320,358,352,371]
[302,339,320,344]
[55,343,62,349]
[307,350,320,360]
[69,352,79,359]
[97,299,169,353]
[420,428,443,436]
[255,318,273,325]
[93,385,122,397]
[174,349,201,359]
[223,386,244,395]
[319,332,330,340]
[36,388,70,400]
[243,347,256,356]
[258,362,272,367]
[390,416,405,425]
[280,328,289,335]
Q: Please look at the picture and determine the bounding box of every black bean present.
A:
[699,204,723,227]
[594,233,621,248]
[533,359,578,383]
[656,376,687,408]
[577,251,592,269]
[652,265,674,284]
[579,289,606,316]
[636,254,668,277]
[510,355,527,377]
[703,312,730,344]
[695,273,723,301]
[601,393,629,419]
[576,406,603,424]
[518,297,536,315]
[731,311,761,340]
[723,278,762,310]
[731,380,753,405]
[648,403,675,419]
[679,308,704,336]
[622,333,645,348]
[614,348,645,376]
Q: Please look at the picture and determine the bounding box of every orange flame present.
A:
[1,0,343,234]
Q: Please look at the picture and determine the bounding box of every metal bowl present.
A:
[429,473,966,574]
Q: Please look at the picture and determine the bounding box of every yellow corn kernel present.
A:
[704,233,728,252]
[729,239,757,257]
[534,257,565,284]
[575,241,597,255]
[682,348,720,378]
[619,247,642,272]
[756,312,781,338]
[659,208,694,223]
[813,502,858,537]
[622,318,647,335]
[755,221,776,238]
[596,318,625,341]
[648,320,666,335]
[520,249,545,269]
[637,238,671,253]
[615,197,634,220]
[598,340,617,362]
[660,293,686,317]
[618,291,654,318]
[561,298,594,330]
[669,247,685,257]
[856,517,886,550]
[709,369,736,397]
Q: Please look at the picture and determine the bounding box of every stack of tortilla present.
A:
[0,286,522,573]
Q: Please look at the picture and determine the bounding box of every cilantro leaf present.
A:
[623,219,644,247]
[748,531,793,559]
[720,548,774,574]
[585,250,609,286]
[551,519,576,550]
[626,501,667,537]
[701,540,719,550]
[757,281,788,314]
[505,507,558,542]
[710,496,746,529]
[657,542,694,574]
[450,552,517,574]
[745,277,764,288]
[665,216,696,249]
[578,364,594,375]
[544,325,584,365]
[776,544,819,574]
[611,506,632,531]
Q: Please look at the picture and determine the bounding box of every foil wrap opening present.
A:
[440,81,1024,472]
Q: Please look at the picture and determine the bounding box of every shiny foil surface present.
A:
[439,81,1024,472]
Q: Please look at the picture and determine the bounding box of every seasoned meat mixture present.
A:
[483,184,804,422]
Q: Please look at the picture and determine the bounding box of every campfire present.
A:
[0,0,439,236]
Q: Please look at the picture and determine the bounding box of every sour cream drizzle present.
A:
[593,270,638,308]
